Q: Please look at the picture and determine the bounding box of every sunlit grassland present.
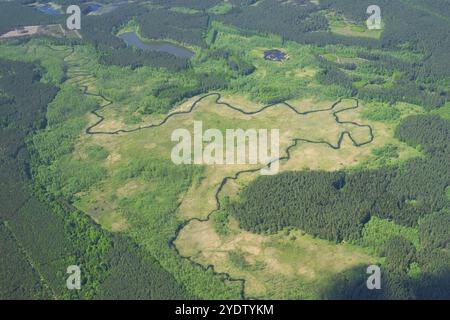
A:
[216,102,421,201]
[68,90,379,299]
[175,216,379,299]
[174,95,374,219]
[77,93,373,221]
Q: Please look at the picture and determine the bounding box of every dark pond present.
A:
[264,49,288,62]
[119,31,194,59]
[34,5,61,16]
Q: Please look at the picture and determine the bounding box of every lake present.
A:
[119,32,194,59]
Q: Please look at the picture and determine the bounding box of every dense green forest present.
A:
[230,114,450,299]
[217,0,372,46]
[137,9,210,48]
[0,58,191,299]
[0,59,58,299]
[218,0,329,38]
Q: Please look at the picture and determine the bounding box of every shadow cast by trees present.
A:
[323,265,450,300]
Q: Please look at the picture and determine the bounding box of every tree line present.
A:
[218,0,329,40]
[137,8,210,48]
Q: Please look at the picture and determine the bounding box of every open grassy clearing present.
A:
[68,90,379,298]
[175,216,378,299]
[75,93,374,220]
[174,94,374,219]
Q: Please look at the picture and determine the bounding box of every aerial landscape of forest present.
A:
[0,0,448,307]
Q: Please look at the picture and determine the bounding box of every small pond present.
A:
[264,49,288,62]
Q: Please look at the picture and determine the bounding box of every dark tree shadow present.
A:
[322,265,450,300]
